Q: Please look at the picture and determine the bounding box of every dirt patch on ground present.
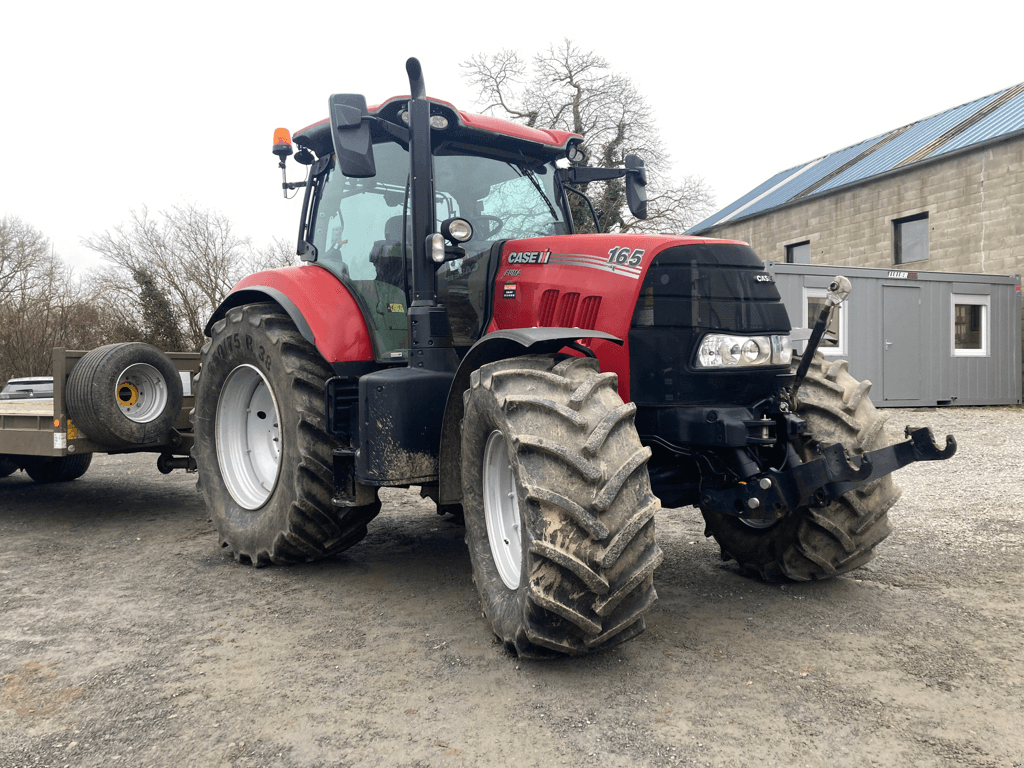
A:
[1,407,1022,767]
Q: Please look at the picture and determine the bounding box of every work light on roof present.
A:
[399,110,449,130]
[566,141,586,164]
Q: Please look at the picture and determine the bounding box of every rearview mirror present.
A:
[328,94,376,178]
[624,154,648,220]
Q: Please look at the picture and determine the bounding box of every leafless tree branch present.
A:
[461,40,715,234]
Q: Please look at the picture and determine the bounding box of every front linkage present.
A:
[701,417,956,526]
[700,276,956,527]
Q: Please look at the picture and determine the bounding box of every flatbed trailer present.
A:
[0,345,200,482]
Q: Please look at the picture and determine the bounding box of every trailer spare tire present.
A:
[66,343,184,449]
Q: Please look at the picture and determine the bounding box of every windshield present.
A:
[311,141,567,359]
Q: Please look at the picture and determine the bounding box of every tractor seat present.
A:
[369,215,409,287]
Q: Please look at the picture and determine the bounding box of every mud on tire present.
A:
[192,303,380,566]
[462,354,663,657]
[702,352,902,581]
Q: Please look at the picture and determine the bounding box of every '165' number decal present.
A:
[607,247,645,266]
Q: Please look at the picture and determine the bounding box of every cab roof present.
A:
[294,96,580,161]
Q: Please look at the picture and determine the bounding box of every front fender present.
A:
[207,265,374,364]
[437,328,622,507]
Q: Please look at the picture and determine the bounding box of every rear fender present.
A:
[207,265,375,365]
[437,328,622,507]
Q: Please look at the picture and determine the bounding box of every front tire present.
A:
[193,303,380,565]
[701,353,902,581]
[462,355,663,657]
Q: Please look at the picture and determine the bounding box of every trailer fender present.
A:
[206,266,375,364]
[436,328,622,508]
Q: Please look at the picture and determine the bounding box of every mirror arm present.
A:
[557,166,627,185]
[372,118,410,148]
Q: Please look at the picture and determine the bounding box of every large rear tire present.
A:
[701,353,902,581]
[24,454,93,484]
[66,343,184,449]
[462,355,663,657]
[192,303,380,566]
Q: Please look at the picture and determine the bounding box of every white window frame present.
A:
[802,287,847,356]
[950,293,990,357]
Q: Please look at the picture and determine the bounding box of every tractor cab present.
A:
[288,96,575,360]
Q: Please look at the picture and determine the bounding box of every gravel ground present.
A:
[1,406,1021,768]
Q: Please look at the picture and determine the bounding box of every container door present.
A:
[882,285,921,401]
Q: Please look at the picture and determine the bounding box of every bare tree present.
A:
[462,41,715,234]
[0,218,109,382]
[0,215,50,300]
[84,204,292,350]
[250,237,299,273]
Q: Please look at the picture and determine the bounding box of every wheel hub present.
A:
[115,363,168,423]
[482,430,522,590]
[216,365,281,509]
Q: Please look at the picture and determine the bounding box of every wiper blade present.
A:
[513,157,559,222]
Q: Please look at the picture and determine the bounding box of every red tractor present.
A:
[192,59,954,657]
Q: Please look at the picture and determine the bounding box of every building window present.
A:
[803,288,846,355]
[786,241,810,264]
[951,294,989,357]
[894,213,929,264]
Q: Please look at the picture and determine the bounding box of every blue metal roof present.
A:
[689,82,1024,234]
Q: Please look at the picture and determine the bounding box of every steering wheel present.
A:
[475,215,504,238]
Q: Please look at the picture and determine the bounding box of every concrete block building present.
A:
[688,82,1024,404]
[689,83,1024,275]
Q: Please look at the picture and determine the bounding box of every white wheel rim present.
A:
[115,363,169,423]
[216,365,281,509]
[483,430,522,590]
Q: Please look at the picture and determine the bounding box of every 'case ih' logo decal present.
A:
[508,250,551,264]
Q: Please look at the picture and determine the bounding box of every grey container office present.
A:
[765,262,1022,407]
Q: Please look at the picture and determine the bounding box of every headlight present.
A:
[696,334,792,368]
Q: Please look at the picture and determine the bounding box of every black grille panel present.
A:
[630,243,791,406]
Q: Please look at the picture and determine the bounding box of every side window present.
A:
[310,146,413,361]
[316,191,404,280]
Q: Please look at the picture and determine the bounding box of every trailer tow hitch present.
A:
[700,427,956,524]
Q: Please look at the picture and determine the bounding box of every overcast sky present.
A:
[3,1,1020,271]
